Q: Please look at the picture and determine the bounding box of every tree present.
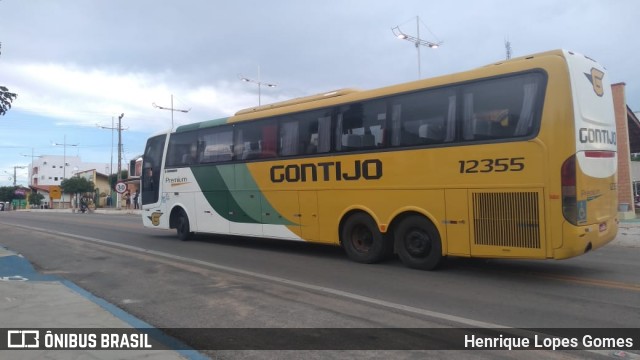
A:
[0,186,17,202]
[61,177,96,209]
[109,170,128,189]
[0,86,17,116]
[0,42,18,116]
[29,192,44,206]
[60,177,95,194]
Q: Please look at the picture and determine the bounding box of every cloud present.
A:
[2,61,283,132]
[1,0,639,129]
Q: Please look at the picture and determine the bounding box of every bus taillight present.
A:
[561,155,578,225]
[584,150,615,158]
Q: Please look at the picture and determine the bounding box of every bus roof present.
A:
[234,88,360,116]
[175,49,590,131]
[175,117,229,133]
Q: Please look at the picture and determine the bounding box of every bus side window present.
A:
[235,120,277,161]
[336,100,386,152]
[166,131,198,167]
[305,119,319,154]
[181,142,200,165]
[463,74,543,141]
[316,115,332,153]
[390,88,455,147]
[280,120,301,156]
[200,128,233,163]
[278,111,332,156]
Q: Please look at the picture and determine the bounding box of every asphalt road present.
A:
[0,211,638,358]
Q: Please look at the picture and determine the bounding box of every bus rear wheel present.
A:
[176,210,193,241]
[394,215,443,270]
[341,212,391,264]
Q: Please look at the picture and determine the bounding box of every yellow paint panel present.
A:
[445,189,470,256]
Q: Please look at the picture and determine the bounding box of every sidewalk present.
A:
[616,217,640,247]
[0,246,207,359]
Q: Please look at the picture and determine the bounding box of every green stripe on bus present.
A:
[191,164,295,226]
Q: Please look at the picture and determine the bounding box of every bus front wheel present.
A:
[176,210,193,241]
[341,212,391,264]
[394,215,443,270]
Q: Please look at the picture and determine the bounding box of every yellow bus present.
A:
[141,49,618,270]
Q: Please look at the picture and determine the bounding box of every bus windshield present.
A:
[141,134,166,206]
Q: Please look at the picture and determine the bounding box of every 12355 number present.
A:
[458,157,525,173]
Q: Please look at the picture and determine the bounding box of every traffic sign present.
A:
[49,186,61,200]
[115,182,127,194]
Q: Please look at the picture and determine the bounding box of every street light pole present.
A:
[153,95,190,129]
[54,135,79,208]
[54,135,79,181]
[20,148,43,186]
[392,16,442,79]
[240,67,277,106]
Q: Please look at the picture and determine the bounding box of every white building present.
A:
[28,155,110,186]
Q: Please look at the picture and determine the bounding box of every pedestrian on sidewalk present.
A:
[123,191,130,209]
[133,190,139,209]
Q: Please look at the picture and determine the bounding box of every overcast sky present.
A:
[1,0,638,186]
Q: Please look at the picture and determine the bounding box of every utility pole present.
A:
[153,95,190,129]
[98,116,127,207]
[116,113,125,209]
[117,113,124,184]
[20,148,43,186]
[12,166,26,187]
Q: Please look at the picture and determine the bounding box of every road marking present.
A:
[531,272,640,292]
[7,222,503,328]
[0,275,28,282]
[5,222,640,358]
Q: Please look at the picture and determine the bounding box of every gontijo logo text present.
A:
[270,159,382,183]
[578,127,616,145]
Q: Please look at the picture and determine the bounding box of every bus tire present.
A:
[176,210,193,241]
[394,215,443,270]
[341,212,391,264]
